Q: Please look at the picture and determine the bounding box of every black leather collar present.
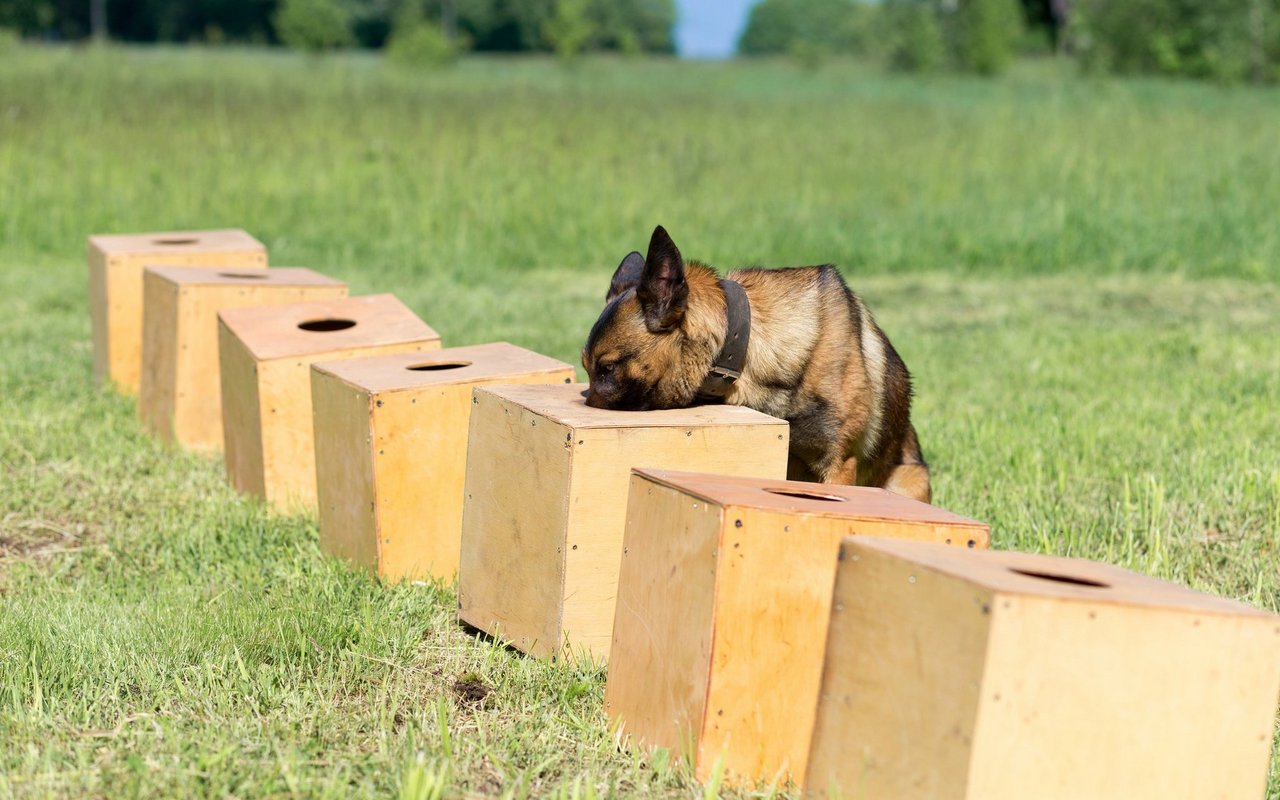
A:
[695,279,751,403]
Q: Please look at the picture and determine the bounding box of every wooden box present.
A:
[218,294,441,513]
[805,537,1280,800]
[311,343,576,583]
[456,385,790,661]
[88,229,267,392]
[140,267,348,452]
[606,470,990,788]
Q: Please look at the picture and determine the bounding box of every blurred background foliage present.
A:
[1,0,1278,81]
[739,0,1280,81]
[0,0,677,53]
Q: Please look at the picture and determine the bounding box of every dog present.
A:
[582,225,931,503]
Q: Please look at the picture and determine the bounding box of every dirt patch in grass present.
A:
[451,673,492,707]
[465,759,506,795]
[0,514,97,572]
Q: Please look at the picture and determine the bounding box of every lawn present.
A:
[1,45,1278,798]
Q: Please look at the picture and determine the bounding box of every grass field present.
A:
[1,45,1279,798]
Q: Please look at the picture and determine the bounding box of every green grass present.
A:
[1,45,1278,798]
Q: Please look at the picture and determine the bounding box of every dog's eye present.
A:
[598,362,616,376]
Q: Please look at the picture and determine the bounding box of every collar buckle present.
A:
[706,364,741,384]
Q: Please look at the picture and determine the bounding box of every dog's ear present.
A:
[606,251,644,304]
[637,225,688,333]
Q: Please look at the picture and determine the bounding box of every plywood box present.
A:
[88,229,267,392]
[456,385,790,661]
[805,537,1280,800]
[312,343,576,583]
[606,470,990,789]
[140,267,348,452]
[219,294,441,514]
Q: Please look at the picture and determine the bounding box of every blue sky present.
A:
[675,0,760,59]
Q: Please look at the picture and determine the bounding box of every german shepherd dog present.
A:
[582,225,931,503]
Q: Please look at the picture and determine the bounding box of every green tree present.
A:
[0,0,45,34]
[883,0,946,71]
[1267,0,1280,80]
[1070,0,1277,82]
[542,0,593,61]
[738,0,873,56]
[464,0,554,50]
[955,0,1024,74]
[275,0,355,50]
[385,5,461,67]
[591,0,675,53]
[738,0,795,53]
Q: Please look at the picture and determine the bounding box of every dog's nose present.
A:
[583,389,607,409]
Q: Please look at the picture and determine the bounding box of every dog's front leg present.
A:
[823,456,860,486]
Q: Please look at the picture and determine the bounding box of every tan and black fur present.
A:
[583,225,931,503]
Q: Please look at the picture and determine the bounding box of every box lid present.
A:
[145,266,342,288]
[312,342,574,393]
[218,294,439,361]
[89,228,265,255]
[474,383,789,430]
[846,537,1278,617]
[634,468,989,532]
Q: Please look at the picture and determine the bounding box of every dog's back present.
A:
[725,265,928,500]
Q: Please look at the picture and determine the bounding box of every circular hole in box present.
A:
[153,237,199,245]
[406,361,471,372]
[1009,568,1109,589]
[762,487,847,503]
[298,318,357,332]
[220,272,268,280]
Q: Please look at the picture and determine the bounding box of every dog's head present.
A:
[583,225,701,411]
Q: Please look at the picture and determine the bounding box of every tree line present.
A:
[0,0,676,54]
[4,0,1279,82]
[740,0,1280,82]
